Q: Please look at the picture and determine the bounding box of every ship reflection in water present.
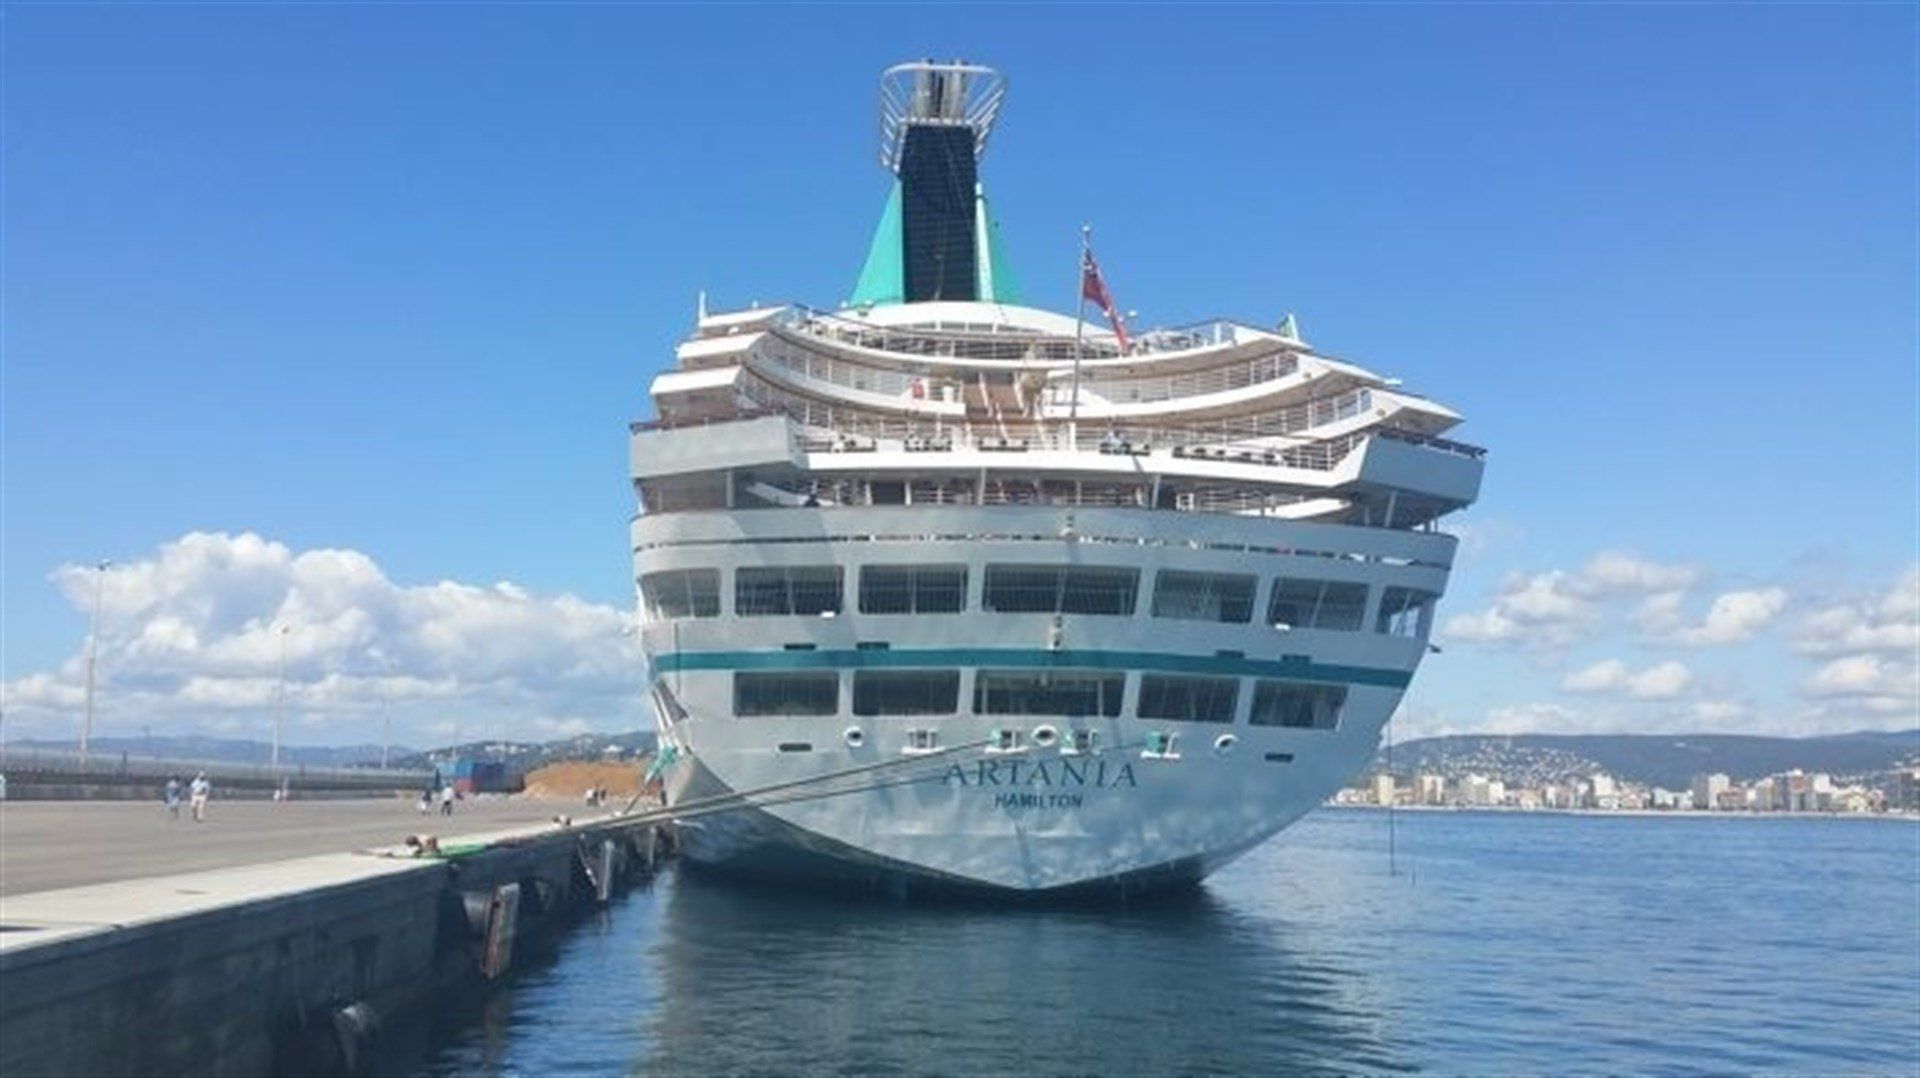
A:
[406,810,1920,1075]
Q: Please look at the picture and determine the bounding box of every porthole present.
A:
[1032,724,1060,749]
[843,727,866,749]
[1213,733,1238,756]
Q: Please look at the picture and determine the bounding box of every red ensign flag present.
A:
[1081,249,1130,354]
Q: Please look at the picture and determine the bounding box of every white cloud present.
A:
[1687,700,1748,725]
[1794,566,1920,656]
[1561,659,1630,693]
[1802,655,1917,700]
[1570,552,1702,597]
[1655,588,1789,646]
[1625,660,1693,699]
[3,531,644,745]
[1481,702,1583,733]
[1783,566,1920,723]
[1631,590,1688,636]
[1442,552,1699,651]
[1442,569,1593,648]
[1560,658,1693,699]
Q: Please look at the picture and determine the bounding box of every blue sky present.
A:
[4,5,1915,747]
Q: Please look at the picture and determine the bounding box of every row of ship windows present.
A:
[642,564,1436,636]
[729,669,1347,729]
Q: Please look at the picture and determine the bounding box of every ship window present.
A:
[1151,570,1256,623]
[1248,680,1346,729]
[1376,587,1438,638]
[639,569,720,620]
[736,566,844,616]
[1137,675,1239,724]
[982,565,1139,615]
[859,565,967,614]
[852,670,960,716]
[1268,578,1368,631]
[974,670,1125,717]
[734,672,839,717]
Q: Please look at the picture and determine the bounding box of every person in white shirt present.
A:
[188,772,211,822]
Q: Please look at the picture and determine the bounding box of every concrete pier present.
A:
[0,799,575,895]
[0,803,661,1077]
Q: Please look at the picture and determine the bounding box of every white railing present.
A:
[780,308,1080,361]
[777,307,1253,364]
[757,343,964,402]
[737,374,1387,470]
[1048,352,1302,405]
[733,474,1321,516]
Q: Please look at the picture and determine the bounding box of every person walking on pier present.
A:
[439,781,456,817]
[188,772,211,822]
[163,776,183,820]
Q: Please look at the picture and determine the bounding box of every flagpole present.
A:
[1069,224,1089,451]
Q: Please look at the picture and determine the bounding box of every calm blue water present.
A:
[406,811,1920,1075]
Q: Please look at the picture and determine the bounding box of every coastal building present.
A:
[1896,767,1920,812]
[1588,773,1620,810]
[1373,773,1399,807]
[1691,772,1731,810]
[1458,774,1493,807]
[1833,788,1876,814]
[1771,770,1836,813]
[1415,772,1446,806]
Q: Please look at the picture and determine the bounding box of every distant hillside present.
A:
[8,735,407,768]
[392,729,656,772]
[1378,731,1920,790]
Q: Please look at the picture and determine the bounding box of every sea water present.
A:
[403,809,1920,1074]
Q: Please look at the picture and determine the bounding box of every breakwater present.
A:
[0,811,662,1077]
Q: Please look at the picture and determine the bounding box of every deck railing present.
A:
[757,342,961,401]
[638,382,1485,473]
[775,306,1256,363]
[736,376,1391,462]
[1050,351,1300,405]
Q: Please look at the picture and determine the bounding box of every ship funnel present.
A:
[852,61,1014,306]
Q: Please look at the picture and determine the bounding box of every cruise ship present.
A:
[631,62,1483,895]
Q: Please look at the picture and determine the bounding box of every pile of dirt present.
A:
[521,760,644,800]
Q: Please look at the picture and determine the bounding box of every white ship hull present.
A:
[638,505,1446,895]
[660,713,1370,896]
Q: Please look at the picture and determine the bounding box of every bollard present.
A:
[331,1001,380,1077]
[480,883,520,979]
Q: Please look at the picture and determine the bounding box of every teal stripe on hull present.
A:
[651,647,1413,688]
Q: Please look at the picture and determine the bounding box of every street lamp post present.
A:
[272,624,291,771]
[80,560,111,767]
